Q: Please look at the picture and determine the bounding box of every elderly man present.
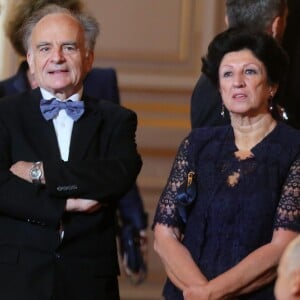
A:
[0,4,142,300]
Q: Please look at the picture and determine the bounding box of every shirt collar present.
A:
[40,87,83,102]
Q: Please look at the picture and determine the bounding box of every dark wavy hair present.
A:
[201,27,289,89]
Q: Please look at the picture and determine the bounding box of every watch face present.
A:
[31,168,42,179]
[30,162,42,184]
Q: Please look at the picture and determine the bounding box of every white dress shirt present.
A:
[40,88,83,161]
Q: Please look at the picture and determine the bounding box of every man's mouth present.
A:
[49,70,68,74]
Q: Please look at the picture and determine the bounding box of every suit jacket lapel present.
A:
[69,94,103,160]
[22,90,103,161]
[23,88,61,160]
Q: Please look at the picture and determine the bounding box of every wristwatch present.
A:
[29,161,42,184]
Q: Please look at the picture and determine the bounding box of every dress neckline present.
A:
[229,122,279,154]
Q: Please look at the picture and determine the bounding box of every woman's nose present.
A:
[233,74,245,87]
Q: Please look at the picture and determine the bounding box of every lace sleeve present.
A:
[152,137,191,229]
[274,157,300,232]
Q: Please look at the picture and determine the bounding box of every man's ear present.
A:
[27,51,34,74]
[224,15,229,28]
[85,50,94,73]
[291,271,300,297]
[271,15,285,41]
[271,16,280,38]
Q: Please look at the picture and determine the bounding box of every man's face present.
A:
[27,13,93,99]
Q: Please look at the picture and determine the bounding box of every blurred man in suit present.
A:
[280,0,300,129]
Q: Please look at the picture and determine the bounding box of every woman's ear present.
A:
[269,84,279,97]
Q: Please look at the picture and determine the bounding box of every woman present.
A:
[153,27,300,300]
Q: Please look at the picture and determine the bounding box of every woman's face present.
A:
[219,49,276,117]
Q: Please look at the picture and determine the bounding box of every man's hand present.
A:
[10,161,34,182]
[66,198,102,213]
[10,161,45,184]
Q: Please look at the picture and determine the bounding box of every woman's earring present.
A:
[221,103,225,118]
[268,91,274,112]
[268,90,289,120]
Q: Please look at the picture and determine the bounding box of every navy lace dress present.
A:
[153,123,300,300]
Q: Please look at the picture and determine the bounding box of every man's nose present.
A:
[51,48,65,62]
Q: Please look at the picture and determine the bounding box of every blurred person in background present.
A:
[280,0,300,128]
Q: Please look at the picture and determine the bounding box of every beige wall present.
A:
[86,0,226,92]
[0,0,19,80]
[80,0,226,175]
[78,0,226,180]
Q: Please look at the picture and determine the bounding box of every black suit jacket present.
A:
[0,88,142,299]
[190,74,230,129]
[0,61,147,231]
[280,0,300,129]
